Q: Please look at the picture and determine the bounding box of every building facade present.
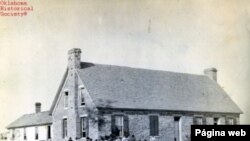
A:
[6,48,242,141]
[6,103,52,141]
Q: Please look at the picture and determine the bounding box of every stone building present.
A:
[6,48,242,141]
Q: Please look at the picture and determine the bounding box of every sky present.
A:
[0,0,250,132]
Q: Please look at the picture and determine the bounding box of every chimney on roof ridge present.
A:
[35,102,41,113]
[204,68,217,82]
[68,48,81,69]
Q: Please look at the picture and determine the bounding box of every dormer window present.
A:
[64,91,69,108]
[80,87,85,106]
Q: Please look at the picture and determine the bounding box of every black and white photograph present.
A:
[0,0,249,141]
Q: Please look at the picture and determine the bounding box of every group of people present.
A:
[68,135,157,141]
[112,135,157,141]
[98,135,136,141]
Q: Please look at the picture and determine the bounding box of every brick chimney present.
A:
[204,68,217,82]
[35,102,41,113]
[68,48,81,70]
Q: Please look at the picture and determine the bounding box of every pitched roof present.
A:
[77,62,242,114]
[7,111,52,129]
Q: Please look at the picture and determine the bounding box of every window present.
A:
[12,129,15,140]
[47,126,51,139]
[227,118,236,125]
[149,115,159,136]
[35,127,38,140]
[193,117,206,125]
[24,128,27,140]
[62,118,67,138]
[115,116,124,136]
[64,92,69,108]
[80,88,85,106]
[111,115,129,137]
[80,117,88,138]
[214,117,220,125]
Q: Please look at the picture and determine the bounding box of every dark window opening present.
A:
[35,127,38,140]
[64,92,69,108]
[24,128,27,140]
[80,88,85,106]
[12,134,15,140]
[47,126,51,139]
[174,116,181,121]
[62,118,67,138]
[214,118,219,125]
[35,134,38,140]
[149,115,159,136]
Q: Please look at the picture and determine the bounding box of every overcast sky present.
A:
[0,0,250,132]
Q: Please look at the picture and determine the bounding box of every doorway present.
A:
[174,116,181,141]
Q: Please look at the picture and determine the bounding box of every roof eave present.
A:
[96,106,243,115]
[7,122,53,129]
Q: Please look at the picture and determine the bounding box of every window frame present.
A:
[12,129,15,140]
[79,87,85,106]
[193,116,206,125]
[115,115,124,137]
[228,118,234,125]
[227,117,236,125]
[80,116,89,138]
[149,115,159,137]
[62,118,67,139]
[111,114,129,137]
[213,117,220,125]
[64,91,69,109]
[47,125,51,139]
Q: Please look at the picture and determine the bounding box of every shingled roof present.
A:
[7,111,52,129]
[76,62,242,114]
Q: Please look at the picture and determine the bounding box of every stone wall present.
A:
[97,110,240,141]
[52,74,70,141]
[52,69,99,141]
[52,69,80,141]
